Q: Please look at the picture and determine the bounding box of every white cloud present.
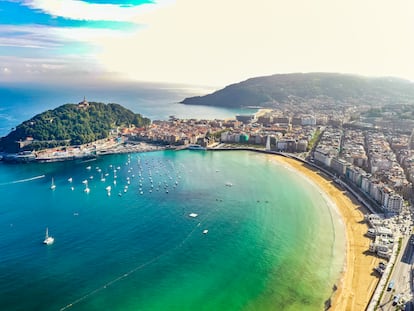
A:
[53,26,131,42]
[22,0,174,22]
[5,0,414,87]
[0,25,64,48]
[0,23,131,45]
[94,0,414,86]
[0,55,107,84]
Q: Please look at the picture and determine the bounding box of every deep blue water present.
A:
[0,82,251,136]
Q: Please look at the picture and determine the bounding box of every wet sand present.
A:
[274,156,380,311]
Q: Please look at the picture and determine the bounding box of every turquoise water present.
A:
[0,150,345,310]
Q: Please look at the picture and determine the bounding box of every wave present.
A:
[0,174,45,186]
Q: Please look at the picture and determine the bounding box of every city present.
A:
[123,100,414,310]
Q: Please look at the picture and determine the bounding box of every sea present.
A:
[0,83,346,311]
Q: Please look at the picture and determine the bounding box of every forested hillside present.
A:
[0,102,150,152]
[181,73,414,108]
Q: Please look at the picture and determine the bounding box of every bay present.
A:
[0,150,345,310]
[0,83,252,137]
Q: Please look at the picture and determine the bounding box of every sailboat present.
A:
[43,228,54,245]
[50,178,56,190]
[84,180,90,193]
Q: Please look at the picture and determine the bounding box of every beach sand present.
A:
[274,156,381,311]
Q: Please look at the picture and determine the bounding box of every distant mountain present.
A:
[0,100,151,153]
[181,73,414,108]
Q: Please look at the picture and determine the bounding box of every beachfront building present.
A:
[369,236,394,259]
[366,215,395,259]
[313,149,332,167]
[369,226,393,238]
[365,214,384,228]
[331,158,350,176]
[383,193,404,213]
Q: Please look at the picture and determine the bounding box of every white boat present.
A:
[189,213,198,218]
[203,229,209,234]
[187,144,206,150]
[84,181,90,193]
[43,228,54,245]
[50,178,56,190]
[68,177,73,183]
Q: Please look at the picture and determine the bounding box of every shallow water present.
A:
[0,150,345,310]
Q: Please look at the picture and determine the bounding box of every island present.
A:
[0,98,151,162]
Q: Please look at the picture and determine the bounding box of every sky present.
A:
[1,0,414,88]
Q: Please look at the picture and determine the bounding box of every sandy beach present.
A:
[274,156,381,311]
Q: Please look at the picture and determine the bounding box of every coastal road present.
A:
[378,236,413,310]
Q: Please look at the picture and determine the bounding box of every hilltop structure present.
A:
[78,97,89,109]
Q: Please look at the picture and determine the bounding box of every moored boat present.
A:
[43,228,54,245]
[187,144,206,150]
[50,178,56,190]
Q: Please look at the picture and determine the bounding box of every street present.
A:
[379,235,413,310]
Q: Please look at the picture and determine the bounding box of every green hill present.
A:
[0,101,151,153]
[181,73,414,108]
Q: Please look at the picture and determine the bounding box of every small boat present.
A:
[50,178,56,190]
[68,177,73,183]
[189,213,198,218]
[84,181,90,193]
[187,144,206,150]
[43,228,54,245]
[203,229,209,234]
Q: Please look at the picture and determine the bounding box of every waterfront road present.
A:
[378,235,413,310]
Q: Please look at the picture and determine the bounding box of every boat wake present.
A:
[0,174,46,186]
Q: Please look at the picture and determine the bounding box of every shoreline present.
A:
[0,141,166,163]
[0,145,383,308]
[273,155,381,311]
